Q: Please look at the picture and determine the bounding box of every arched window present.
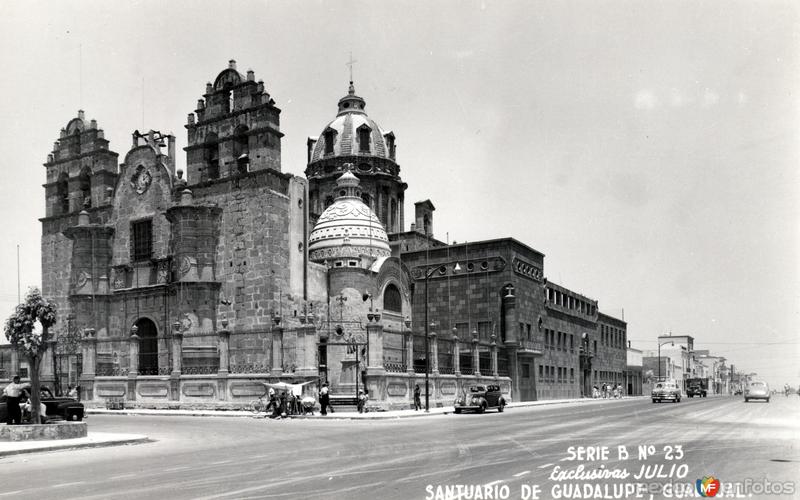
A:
[383,283,402,313]
[78,168,91,209]
[358,125,371,153]
[233,125,249,174]
[70,129,81,157]
[57,173,70,215]
[204,133,219,180]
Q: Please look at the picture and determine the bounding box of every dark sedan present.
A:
[454,385,506,414]
[1,386,84,423]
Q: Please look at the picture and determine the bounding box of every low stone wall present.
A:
[0,422,88,441]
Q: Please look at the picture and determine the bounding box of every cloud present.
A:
[669,88,685,107]
[702,88,719,108]
[635,89,658,109]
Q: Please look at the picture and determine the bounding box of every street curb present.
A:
[0,436,151,457]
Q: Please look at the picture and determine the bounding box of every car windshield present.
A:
[469,386,485,392]
[750,382,766,387]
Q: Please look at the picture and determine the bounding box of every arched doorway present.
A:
[134,318,159,375]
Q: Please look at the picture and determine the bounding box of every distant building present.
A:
[625,344,643,396]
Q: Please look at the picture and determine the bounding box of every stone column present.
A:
[452,333,461,376]
[40,339,56,387]
[81,328,97,401]
[271,326,284,376]
[82,329,97,376]
[429,331,439,375]
[127,329,139,402]
[491,334,498,377]
[366,321,385,374]
[171,329,183,375]
[472,336,481,377]
[10,348,19,377]
[218,328,230,374]
[129,331,140,376]
[305,325,318,374]
[405,330,415,374]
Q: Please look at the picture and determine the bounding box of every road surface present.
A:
[1,395,797,500]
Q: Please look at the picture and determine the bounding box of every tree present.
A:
[4,288,58,425]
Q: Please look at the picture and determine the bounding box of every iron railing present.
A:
[384,361,407,373]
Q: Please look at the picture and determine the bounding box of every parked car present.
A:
[652,380,681,403]
[744,381,770,403]
[454,385,506,414]
[0,386,84,423]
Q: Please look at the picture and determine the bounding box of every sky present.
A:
[0,1,797,386]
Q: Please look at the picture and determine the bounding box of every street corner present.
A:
[0,432,151,457]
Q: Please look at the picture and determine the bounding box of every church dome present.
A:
[308,82,396,163]
[308,168,390,264]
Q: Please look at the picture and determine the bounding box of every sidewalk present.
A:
[0,432,149,457]
[85,395,641,420]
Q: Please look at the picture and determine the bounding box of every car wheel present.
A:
[744,398,749,403]
[498,402,505,413]
[454,408,461,414]
[766,398,770,403]
[478,403,486,414]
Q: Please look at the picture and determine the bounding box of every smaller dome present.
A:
[308,169,390,264]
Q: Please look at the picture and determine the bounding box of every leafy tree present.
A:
[4,288,58,425]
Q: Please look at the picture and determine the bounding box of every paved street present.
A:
[1,396,798,500]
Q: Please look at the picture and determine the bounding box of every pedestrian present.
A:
[414,384,422,410]
[68,385,78,399]
[357,390,367,413]
[3,376,30,425]
[319,382,333,416]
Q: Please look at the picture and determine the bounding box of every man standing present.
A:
[3,376,29,425]
[319,382,330,416]
[414,384,422,411]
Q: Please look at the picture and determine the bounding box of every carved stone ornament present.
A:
[75,271,90,289]
[179,256,193,277]
[130,165,153,195]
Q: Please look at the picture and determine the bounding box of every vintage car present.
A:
[744,381,770,403]
[651,380,681,403]
[0,386,84,423]
[454,385,506,414]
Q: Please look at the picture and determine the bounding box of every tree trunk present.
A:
[30,354,42,424]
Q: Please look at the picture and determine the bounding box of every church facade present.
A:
[21,60,627,409]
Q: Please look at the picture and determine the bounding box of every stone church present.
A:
[27,60,628,409]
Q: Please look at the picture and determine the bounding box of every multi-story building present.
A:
[3,60,631,408]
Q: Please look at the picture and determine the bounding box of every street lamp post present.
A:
[657,340,674,381]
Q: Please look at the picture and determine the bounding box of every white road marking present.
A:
[164,466,190,472]
[484,480,504,487]
[0,491,25,497]
[538,462,554,469]
[210,459,232,465]
[109,473,136,480]
[50,481,86,488]
[513,470,531,477]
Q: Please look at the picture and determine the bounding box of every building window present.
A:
[78,168,91,209]
[478,321,491,341]
[383,283,402,313]
[455,322,470,342]
[522,363,530,378]
[233,125,250,174]
[539,364,543,380]
[358,125,371,153]
[324,129,336,154]
[131,220,153,262]
[57,173,70,215]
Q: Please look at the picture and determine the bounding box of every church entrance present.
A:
[134,318,159,375]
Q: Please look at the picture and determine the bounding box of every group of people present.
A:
[263,386,316,419]
[592,383,624,399]
[3,375,45,425]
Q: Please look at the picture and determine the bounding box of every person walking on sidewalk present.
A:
[413,384,422,410]
[319,382,334,415]
[3,376,29,425]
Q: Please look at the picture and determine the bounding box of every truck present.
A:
[686,378,708,398]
